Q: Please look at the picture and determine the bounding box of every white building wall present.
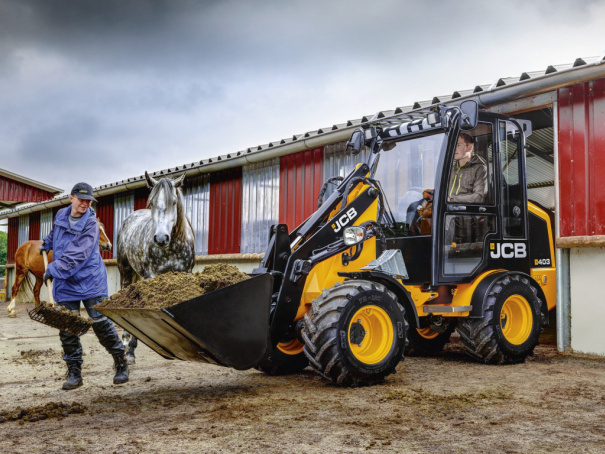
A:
[570,247,605,356]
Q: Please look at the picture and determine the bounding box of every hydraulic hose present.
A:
[340,176,386,223]
[317,176,344,209]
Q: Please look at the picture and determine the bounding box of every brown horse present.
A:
[6,218,112,318]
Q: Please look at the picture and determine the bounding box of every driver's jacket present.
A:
[448,155,488,204]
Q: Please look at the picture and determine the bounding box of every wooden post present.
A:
[42,250,55,306]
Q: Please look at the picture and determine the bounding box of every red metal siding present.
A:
[134,186,149,211]
[558,78,605,237]
[28,212,41,241]
[279,148,324,229]
[208,168,242,254]
[96,195,115,260]
[7,217,18,264]
[52,205,64,220]
[0,176,54,203]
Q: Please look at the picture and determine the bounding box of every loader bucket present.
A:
[96,273,273,370]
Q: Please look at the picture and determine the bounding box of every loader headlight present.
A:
[343,226,365,246]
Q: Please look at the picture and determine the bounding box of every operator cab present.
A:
[370,103,532,286]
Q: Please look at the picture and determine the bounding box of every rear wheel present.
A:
[405,316,456,356]
[301,281,407,387]
[257,339,308,375]
[456,274,542,364]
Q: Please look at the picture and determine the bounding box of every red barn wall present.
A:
[209,168,242,254]
[0,176,53,203]
[279,148,324,229]
[134,187,149,211]
[7,217,18,264]
[28,212,40,241]
[96,195,115,260]
[558,78,605,238]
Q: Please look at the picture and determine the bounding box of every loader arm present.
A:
[268,179,380,346]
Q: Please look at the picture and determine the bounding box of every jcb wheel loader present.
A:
[97,100,555,387]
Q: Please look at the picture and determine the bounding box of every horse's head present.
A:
[145,171,186,248]
[97,218,112,252]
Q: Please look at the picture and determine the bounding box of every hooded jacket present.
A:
[448,155,488,204]
[41,206,108,302]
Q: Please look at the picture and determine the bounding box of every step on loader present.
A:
[97,100,556,387]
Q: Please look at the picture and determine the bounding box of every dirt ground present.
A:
[1,301,605,454]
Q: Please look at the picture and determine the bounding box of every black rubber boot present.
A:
[62,361,83,390]
[113,354,129,385]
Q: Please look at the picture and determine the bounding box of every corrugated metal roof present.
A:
[1,54,603,219]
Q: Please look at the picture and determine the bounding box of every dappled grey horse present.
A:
[117,171,196,363]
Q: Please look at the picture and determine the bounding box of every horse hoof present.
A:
[7,312,17,318]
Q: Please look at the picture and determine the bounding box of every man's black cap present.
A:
[71,182,97,202]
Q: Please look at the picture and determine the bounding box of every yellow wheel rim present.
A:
[417,327,440,339]
[500,295,533,345]
[348,305,394,365]
[277,339,304,355]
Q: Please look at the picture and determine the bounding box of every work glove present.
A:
[43,271,53,286]
[39,245,46,256]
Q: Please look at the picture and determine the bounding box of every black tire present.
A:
[456,274,543,364]
[405,315,456,356]
[301,280,407,387]
[257,342,309,375]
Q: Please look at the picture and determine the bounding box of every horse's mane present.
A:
[147,178,188,241]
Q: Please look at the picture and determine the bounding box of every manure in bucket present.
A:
[96,264,249,310]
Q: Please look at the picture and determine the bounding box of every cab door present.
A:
[432,112,502,285]
[486,118,531,274]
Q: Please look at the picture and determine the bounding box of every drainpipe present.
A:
[553,100,571,352]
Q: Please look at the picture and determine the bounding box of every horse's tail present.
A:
[22,272,35,298]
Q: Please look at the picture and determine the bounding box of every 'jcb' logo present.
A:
[490,243,527,259]
[332,208,358,233]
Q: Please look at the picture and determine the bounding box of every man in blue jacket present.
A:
[41,182,129,390]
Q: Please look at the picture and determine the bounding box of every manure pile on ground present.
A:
[0,402,86,424]
[97,264,249,310]
[13,349,57,364]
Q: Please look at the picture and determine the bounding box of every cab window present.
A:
[447,123,494,205]
[374,133,445,236]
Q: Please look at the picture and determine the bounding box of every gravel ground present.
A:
[1,301,605,453]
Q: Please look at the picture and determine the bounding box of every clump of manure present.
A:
[96,264,249,310]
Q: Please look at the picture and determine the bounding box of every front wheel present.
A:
[302,280,407,387]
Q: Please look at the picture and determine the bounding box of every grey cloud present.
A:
[0,0,604,193]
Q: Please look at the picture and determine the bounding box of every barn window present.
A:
[183,174,210,255]
[241,158,279,253]
[323,141,371,199]
[17,215,29,248]
[39,209,53,240]
[113,191,134,259]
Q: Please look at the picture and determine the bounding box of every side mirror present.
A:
[459,100,478,131]
[346,128,364,155]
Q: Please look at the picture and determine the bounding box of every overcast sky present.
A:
[1,0,604,194]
